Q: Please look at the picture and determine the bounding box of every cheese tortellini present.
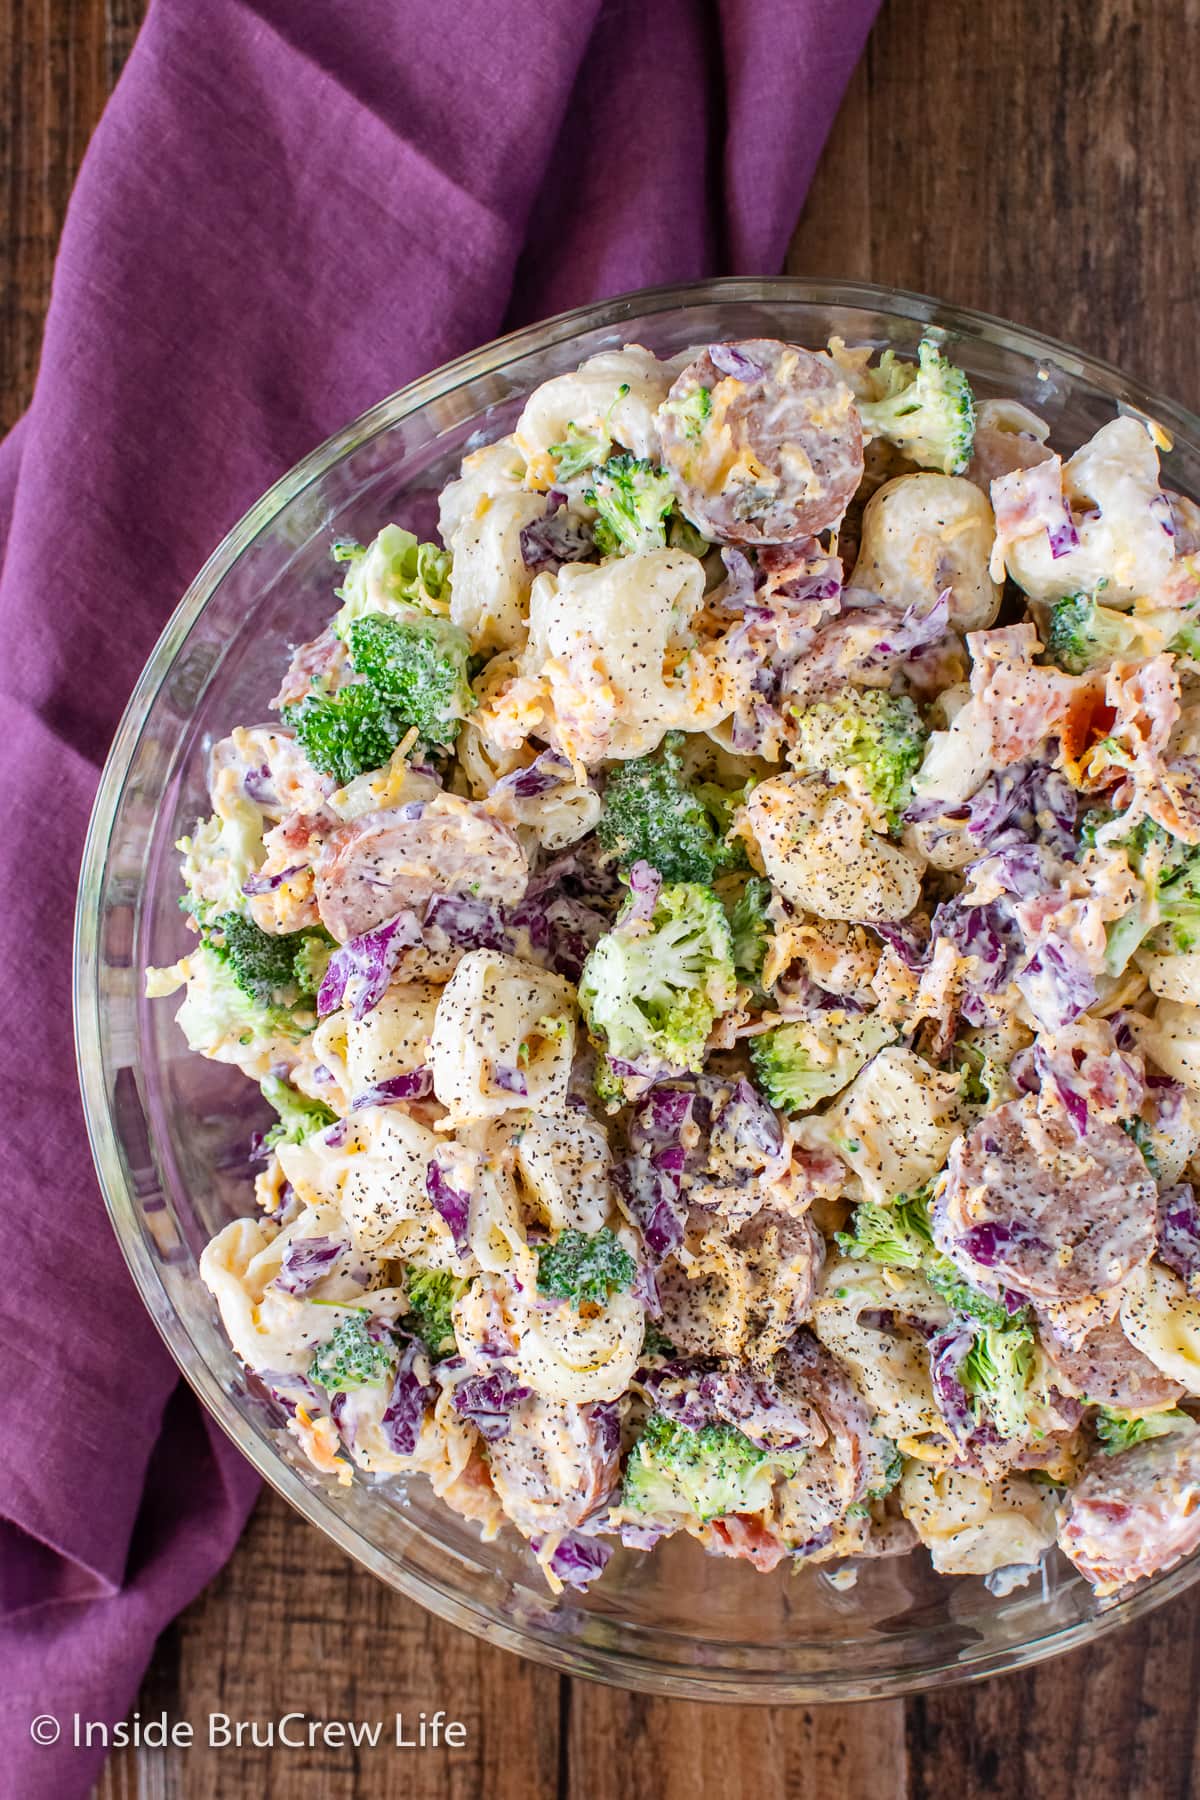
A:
[429,949,576,1126]
[739,774,925,922]
[438,437,545,653]
[818,1047,964,1204]
[899,1463,1059,1576]
[521,550,727,765]
[513,345,675,487]
[812,1258,952,1454]
[1121,1262,1200,1394]
[853,473,1001,632]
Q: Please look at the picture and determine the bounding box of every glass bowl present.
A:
[74,278,1200,1701]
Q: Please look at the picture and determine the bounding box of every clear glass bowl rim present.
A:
[73,276,1200,1703]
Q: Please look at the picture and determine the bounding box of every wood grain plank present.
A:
[97,1487,561,1800]
[565,1688,906,1800]
[905,1584,1200,1800]
[789,0,1200,408]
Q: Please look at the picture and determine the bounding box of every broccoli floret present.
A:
[536,1227,637,1309]
[260,1075,337,1148]
[956,1039,1014,1111]
[1044,591,1149,675]
[310,1314,396,1394]
[284,682,407,786]
[866,1439,904,1500]
[1154,847,1200,953]
[178,804,265,922]
[585,453,676,556]
[660,385,713,440]
[171,945,307,1057]
[727,876,773,987]
[207,912,315,1010]
[1081,807,1200,969]
[750,1013,896,1113]
[837,1187,1026,1331]
[597,733,741,882]
[925,1264,1024,1330]
[622,1413,773,1520]
[858,338,976,476]
[332,524,452,636]
[1094,1407,1192,1454]
[548,383,633,481]
[790,689,927,836]
[835,1188,935,1269]
[403,1266,468,1359]
[1120,1115,1161,1178]
[1170,614,1200,661]
[346,613,474,748]
[579,882,737,1073]
[549,423,611,480]
[959,1318,1038,1439]
[292,933,334,999]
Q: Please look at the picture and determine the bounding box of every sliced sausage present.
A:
[486,1396,619,1536]
[934,1093,1157,1301]
[1039,1314,1185,1412]
[659,340,864,543]
[314,794,527,941]
[1058,1421,1200,1594]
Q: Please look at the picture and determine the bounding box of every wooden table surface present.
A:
[6,0,1200,1794]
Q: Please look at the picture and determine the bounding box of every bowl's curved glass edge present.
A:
[73,277,1200,1701]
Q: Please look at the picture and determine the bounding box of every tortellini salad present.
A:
[148,333,1200,1600]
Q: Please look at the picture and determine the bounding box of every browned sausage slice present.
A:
[658,340,864,543]
[933,1094,1157,1301]
[1039,1314,1185,1411]
[314,794,527,941]
[1058,1422,1200,1594]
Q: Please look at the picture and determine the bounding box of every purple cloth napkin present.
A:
[0,1,876,1791]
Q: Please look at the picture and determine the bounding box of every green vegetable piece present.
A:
[404,1266,468,1360]
[835,1189,935,1270]
[1045,590,1148,675]
[660,385,713,440]
[836,1186,1027,1333]
[579,881,737,1073]
[751,1012,896,1114]
[292,933,334,999]
[346,612,474,748]
[260,1075,337,1149]
[622,1413,772,1520]
[1120,1115,1161,1179]
[207,911,316,1010]
[284,682,407,786]
[332,524,452,635]
[641,1321,678,1359]
[536,1227,636,1309]
[727,876,773,987]
[597,732,742,883]
[310,1315,396,1394]
[857,338,976,475]
[585,453,676,557]
[790,688,927,837]
[549,423,610,480]
[1094,1407,1192,1455]
[959,1317,1037,1440]
[866,1439,904,1500]
[173,946,308,1057]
